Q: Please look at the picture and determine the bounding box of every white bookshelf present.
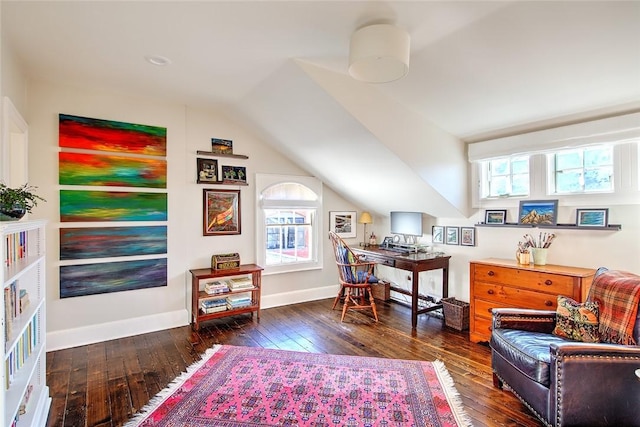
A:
[1,220,50,427]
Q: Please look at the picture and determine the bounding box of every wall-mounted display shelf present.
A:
[476,222,622,231]
[196,150,249,160]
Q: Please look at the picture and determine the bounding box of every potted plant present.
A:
[0,183,46,220]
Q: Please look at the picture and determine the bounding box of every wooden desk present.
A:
[352,247,451,329]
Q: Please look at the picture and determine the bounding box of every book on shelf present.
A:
[204,280,230,295]
[200,298,226,308]
[19,289,29,313]
[228,277,254,290]
[200,305,228,314]
[226,292,252,309]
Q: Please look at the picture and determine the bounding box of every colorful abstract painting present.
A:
[60,190,168,222]
[59,114,167,156]
[60,226,167,260]
[60,258,167,298]
[59,152,167,188]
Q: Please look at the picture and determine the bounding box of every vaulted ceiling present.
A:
[3,1,639,218]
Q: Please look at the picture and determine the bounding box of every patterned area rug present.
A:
[124,345,472,426]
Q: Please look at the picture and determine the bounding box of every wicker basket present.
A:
[441,297,470,331]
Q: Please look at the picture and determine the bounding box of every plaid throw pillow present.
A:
[553,296,600,343]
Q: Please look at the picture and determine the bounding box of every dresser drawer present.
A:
[473,264,575,295]
[473,316,493,339]
[475,281,558,311]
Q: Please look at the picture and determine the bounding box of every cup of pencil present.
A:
[522,233,555,266]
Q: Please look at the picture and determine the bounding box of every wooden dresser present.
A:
[469,258,596,343]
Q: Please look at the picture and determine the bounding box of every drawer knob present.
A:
[487,289,495,295]
[545,280,553,286]
[487,308,492,313]
[545,300,553,306]
[488,271,495,276]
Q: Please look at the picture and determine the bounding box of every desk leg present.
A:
[411,269,419,329]
[442,266,449,299]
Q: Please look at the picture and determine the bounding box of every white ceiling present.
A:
[3,1,640,218]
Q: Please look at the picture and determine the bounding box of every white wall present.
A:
[22,79,356,350]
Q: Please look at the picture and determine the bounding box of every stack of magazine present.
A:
[200,297,227,314]
[204,280,229,295]
[227,293,252,310]
[228,277,254,291]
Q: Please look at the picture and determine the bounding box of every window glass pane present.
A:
[264,209,313,266]
[511,157,528,174]
[511,174,529,195]
[489,176,508,197]
[262,182,317,201]
[490,159,509,176]
[556,150,582,170]
[584,147,612,167]
[584,166,613,191]
[556,170,582,193]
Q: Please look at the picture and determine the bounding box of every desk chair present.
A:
[329,231,378,322]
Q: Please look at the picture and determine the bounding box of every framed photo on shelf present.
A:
[432,225,444,244]
[203,189,241,236]
[329,211,356,238]
[461,227,476,246]
[211,138,233,155]
[576,208,609,227]
[196,158,218,183]
[485,209,507,225]
[518,199,558,226]
[221,165,247,183]
[445,226,459,245]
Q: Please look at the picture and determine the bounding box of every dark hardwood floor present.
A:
[45,298,543,427]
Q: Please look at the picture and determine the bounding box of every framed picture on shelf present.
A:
[203,189,241,236]
[518,199,558,226]
[221,165,247,183]
[329,211,356,238]
[485,209,507,225]
[196,158,218,183]
[445,226,459,245]
[576,208,609,227]
[432,225,444,244]
[461,227,475,246]
[211,138,233,155]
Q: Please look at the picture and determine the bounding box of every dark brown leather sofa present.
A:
[490,268,640,426]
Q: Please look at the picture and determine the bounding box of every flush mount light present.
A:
[145,55,172,66]
[349,24,410,84]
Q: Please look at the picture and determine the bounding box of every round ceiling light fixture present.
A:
[348,24,410,84]
[145,55,172,66]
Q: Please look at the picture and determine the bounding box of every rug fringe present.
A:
[433,359,475,427]
[122,344,222,427]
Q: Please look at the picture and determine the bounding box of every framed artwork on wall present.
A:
[197,158,218,183]
[518,200,558,226]
[329,211,356,238]
[432,225,444,244]
[203,189,241,236]
[576,208,609,227]
[445,226,459,245]
[484,209,507,225]
[461,227,476,246]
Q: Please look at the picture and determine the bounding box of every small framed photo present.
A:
[203,189,241,236]
[445,226,459,245]
[211,138,233,155]
[576,208,609,227]
[432,225,444,244]
[196,158,218,183]
[461,227,476,246]
[485,209,507,225]
[329,211,356,238]
[221,165,247,183]
[518,199,558,226]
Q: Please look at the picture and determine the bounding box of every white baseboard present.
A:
[46,285,339,351]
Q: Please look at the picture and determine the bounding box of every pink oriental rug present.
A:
[124,345,472,427]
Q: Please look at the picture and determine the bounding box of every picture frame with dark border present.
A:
[432,225,444,244]
[196,158,218,183]
[518,199,558,226]
[329,211,357,238]
[203,189,241,236]
[221,165,247,183]
[445,226,459,245]
[484,209,507,225]
[576,208,609,227]
[461,227,476,246]
[211,138,233,155]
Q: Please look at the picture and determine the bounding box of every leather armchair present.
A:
[490,269,640,427]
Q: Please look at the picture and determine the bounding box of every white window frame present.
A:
[547,145,614,195]
[256,174,323,275]
[479,155,530,199]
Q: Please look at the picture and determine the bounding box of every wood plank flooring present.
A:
[45,298,544,427]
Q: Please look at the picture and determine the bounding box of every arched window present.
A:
[256,174,322,274]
